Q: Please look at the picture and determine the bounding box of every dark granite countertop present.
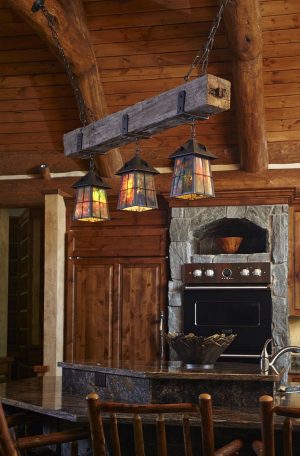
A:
[1,376,300,430]
[0,377,87,422]
[59,360,282,381]
[290,355,300,374]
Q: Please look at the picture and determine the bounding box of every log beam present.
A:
[64,74,231,157]
[7,0,123,177]
[223,0,268,173]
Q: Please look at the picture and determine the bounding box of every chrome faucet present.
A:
[260,339,300,373]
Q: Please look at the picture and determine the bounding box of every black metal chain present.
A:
[32,0,94,127]
[183,0,231,81]
[135,138,141,157]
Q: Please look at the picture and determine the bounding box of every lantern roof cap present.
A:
[169,138,217,160]
[72,170,111,189]
[116,155,159,176]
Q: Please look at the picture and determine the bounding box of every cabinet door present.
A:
[66,258,167,363]
[66,259,117,362]
[118,259,167,363]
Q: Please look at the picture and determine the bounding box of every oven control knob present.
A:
[193,269,202,277]
[205,269,214,277]
[240,268,250,277]
[253,268,262,277]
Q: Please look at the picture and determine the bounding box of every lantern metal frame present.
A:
[116,140,159,212]
[72,156,111,222]
[169,122,217,200]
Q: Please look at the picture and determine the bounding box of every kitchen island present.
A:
[1,371,300,455]
[59,360,282,410]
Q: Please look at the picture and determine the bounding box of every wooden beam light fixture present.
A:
[61,0,231,211]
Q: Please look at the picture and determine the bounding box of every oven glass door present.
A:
[183,287,272,357]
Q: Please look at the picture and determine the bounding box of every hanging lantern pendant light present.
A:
[116,139,159,212]
[169,120,216,200]
[72,155,111,222]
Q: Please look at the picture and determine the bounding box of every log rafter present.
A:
[7,0,123,178]
[223,0,268,173]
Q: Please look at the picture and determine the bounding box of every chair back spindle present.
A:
[253,395,300,456]
[86,393,243,455]
[0,401,88,456]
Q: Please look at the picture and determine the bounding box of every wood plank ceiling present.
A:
[0,0,299,206]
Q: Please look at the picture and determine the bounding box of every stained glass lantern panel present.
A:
[170,154,215,200]
[74,185,110,222]
[118,171,158,212]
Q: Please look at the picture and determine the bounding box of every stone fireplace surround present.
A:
[168,204,289,365]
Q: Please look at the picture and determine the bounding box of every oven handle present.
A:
[185,285,270,290]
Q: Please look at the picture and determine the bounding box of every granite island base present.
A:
[59,360,281,410]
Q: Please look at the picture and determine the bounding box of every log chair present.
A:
[0,401,89,456]
[252,394,300,456]
[199,394,243,456]
[86,392,243,455]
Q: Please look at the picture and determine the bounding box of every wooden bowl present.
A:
[215,236,243,254]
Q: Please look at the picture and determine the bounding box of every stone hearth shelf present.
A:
[59,361,283,410]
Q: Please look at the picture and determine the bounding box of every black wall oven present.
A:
[183,263,272,361]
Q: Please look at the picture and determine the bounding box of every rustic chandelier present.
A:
[32,0,230,219]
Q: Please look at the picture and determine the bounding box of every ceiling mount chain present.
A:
[184,0,232,81]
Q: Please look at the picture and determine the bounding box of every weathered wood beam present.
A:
[7,0,122,177]
[64,74,231,157]
[223,0,268,173]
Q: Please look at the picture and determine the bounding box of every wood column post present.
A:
[223,0,268,173]
[44,191,66,376]
[0,210,9,357]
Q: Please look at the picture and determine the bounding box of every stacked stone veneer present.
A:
[168,204,289,362]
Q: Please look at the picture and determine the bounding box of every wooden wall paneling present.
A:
[269,142,300,164]
[68,227,168,258]
[7,0,122,177]
[0,0,299,205]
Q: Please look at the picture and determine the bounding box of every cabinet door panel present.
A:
[119,260,166,363]
[72,262,115,362]
[66,258,166,364]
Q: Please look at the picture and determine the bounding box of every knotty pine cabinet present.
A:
[66,257,167,363]
[65,223,168,363]
[289,206,300,315]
